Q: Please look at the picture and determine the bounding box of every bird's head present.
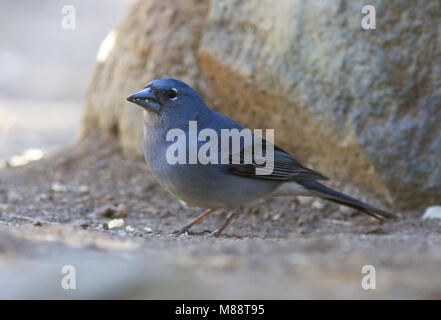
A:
[127,78,209,125]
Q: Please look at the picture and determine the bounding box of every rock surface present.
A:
[81,0,441,211]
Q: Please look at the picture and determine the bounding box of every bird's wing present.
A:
[205,111,327,181]
[227,137,329,182]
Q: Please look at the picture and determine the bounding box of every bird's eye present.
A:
[167,88,178,100]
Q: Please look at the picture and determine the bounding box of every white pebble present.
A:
[125,225,135,232]
[422,206,441,220]
[9,155,28,167]
[108,218,125,229]
[51,182,67,193]
[311,199,326,210]
[23,149,43,161]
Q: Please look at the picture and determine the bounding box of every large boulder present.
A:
[82,0,211,154]
[82,0,441,210]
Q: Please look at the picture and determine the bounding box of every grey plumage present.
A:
[127,78,396,236]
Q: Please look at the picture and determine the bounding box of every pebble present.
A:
[97,205,114,218]
[23,149,43,161]
[143,226,153,233]
[8,155,28,167]
[97,204,128,218]
[311,199,326,210]
[100,223,109,231]
[108,218,125,229]
[51,182,67,193]
[125,225,135,232]
[422,206,441,220]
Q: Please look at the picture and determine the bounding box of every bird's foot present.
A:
[172,225,191,236]
[208,212,237,238]
[172,209,217,237]
[206,229,222,238]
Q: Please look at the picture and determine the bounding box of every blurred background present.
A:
[0,0,132,162]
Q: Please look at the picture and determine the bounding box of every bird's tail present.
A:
[299,181,397,220]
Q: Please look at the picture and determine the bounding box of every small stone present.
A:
[97,204,127,218]
[23,149,43,161]
[143,226,153,233]
[97,205,114,218]
[51,182,67,193]
[108,218,125,229]
[422,206,441,220]
[8,155,28,167]
[33,221,43,227]
[311,199,326,210]
[125,225,135,232]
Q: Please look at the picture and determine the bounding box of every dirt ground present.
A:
[0,135,440,299]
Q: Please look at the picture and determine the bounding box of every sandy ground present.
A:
[1,135,440,299]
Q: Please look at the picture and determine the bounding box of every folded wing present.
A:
[227,138,328,182]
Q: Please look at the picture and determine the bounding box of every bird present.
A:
[127,78,396,237]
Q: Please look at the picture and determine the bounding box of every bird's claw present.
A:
[206,230,221,238]
[172,225,191,236]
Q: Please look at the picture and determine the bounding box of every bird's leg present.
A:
[212,212,237,237]
[174,209,216,235]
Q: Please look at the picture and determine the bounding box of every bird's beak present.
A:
[127,87,161,113]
